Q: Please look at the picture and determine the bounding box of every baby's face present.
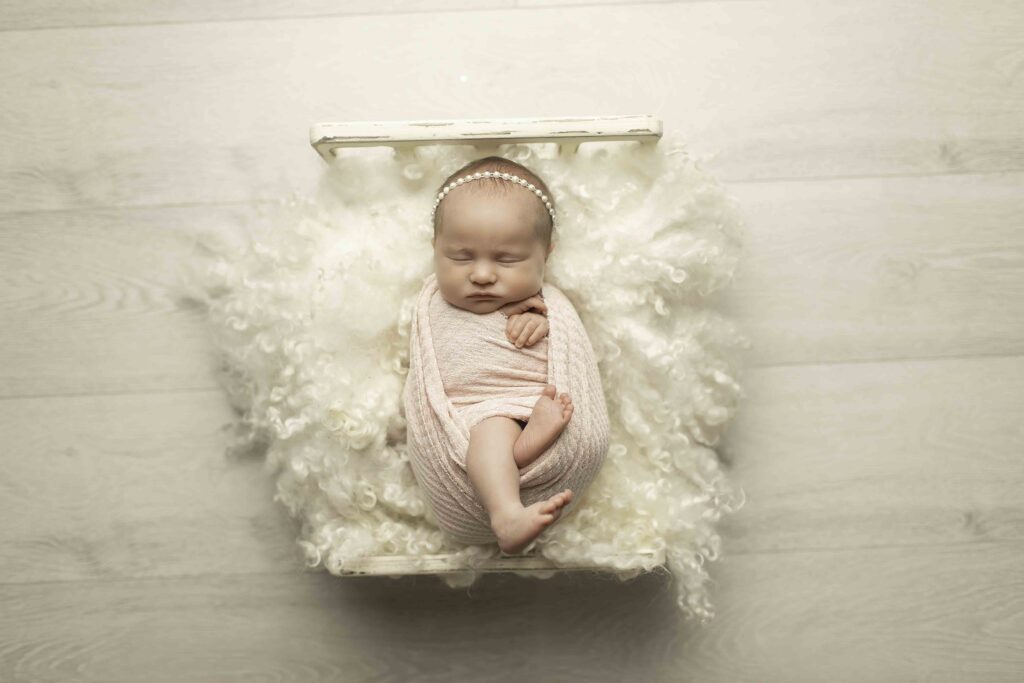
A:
[432,186,554,313]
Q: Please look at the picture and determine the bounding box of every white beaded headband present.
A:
[431,170,556,227]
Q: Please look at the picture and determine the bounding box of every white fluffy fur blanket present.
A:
[403,272,611,545]
[179,138,750,622]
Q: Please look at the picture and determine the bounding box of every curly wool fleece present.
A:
[179,137,751,623]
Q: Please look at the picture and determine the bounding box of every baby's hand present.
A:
[498,294,547,318]
[506,312,549,348]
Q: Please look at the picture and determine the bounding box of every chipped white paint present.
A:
[310,114,662,160]
[338,548,666,576]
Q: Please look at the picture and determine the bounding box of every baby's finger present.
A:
[504,295,547,317]
[506,322,523,345]
[512,317,529,338]
[500,301,527,317]
[526,325,545,345]
[519,295,546,312]
[515,321,536,347]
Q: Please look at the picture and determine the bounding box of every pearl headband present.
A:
[431,171,556,227]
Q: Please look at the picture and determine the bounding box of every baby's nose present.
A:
[470,264,496,282]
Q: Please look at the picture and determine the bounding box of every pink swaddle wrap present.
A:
[402,272,611,544]
[429,286,549,430]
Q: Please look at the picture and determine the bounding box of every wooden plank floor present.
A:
[1,1,1021,680]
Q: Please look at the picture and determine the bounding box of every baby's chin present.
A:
[451,296,505,313]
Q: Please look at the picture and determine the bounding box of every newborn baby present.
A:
[430,157,575,554]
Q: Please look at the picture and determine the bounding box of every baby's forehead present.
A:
[445,183,537,214]
[439,188,542,244]
[439,220,537,247]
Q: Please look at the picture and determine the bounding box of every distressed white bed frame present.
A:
[308,114,665,577]
[310,113,662,160]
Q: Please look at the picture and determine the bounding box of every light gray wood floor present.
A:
[1,1,1021,681]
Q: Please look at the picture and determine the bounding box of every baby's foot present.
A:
[513,384,574,469]
[491,490,573,555]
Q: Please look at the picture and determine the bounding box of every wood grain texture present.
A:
[716,171,1024,365]
[0,0,725,31]
[0,1,1021,214]
[1,543,1021,682]
[0,0,1022,680]
[718,354,1024,552]
[0,0,515,31]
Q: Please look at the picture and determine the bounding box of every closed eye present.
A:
[448,255,524,263]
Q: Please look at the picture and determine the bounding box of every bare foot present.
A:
[513,384,574,469]
[491,489,573,554]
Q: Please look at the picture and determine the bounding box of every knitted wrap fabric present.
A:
[402,272,611,544]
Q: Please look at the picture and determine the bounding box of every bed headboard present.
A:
[309,114,662,161]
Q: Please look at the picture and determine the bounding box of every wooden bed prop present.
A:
[307,114,665,577]
[310,113,662,160]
